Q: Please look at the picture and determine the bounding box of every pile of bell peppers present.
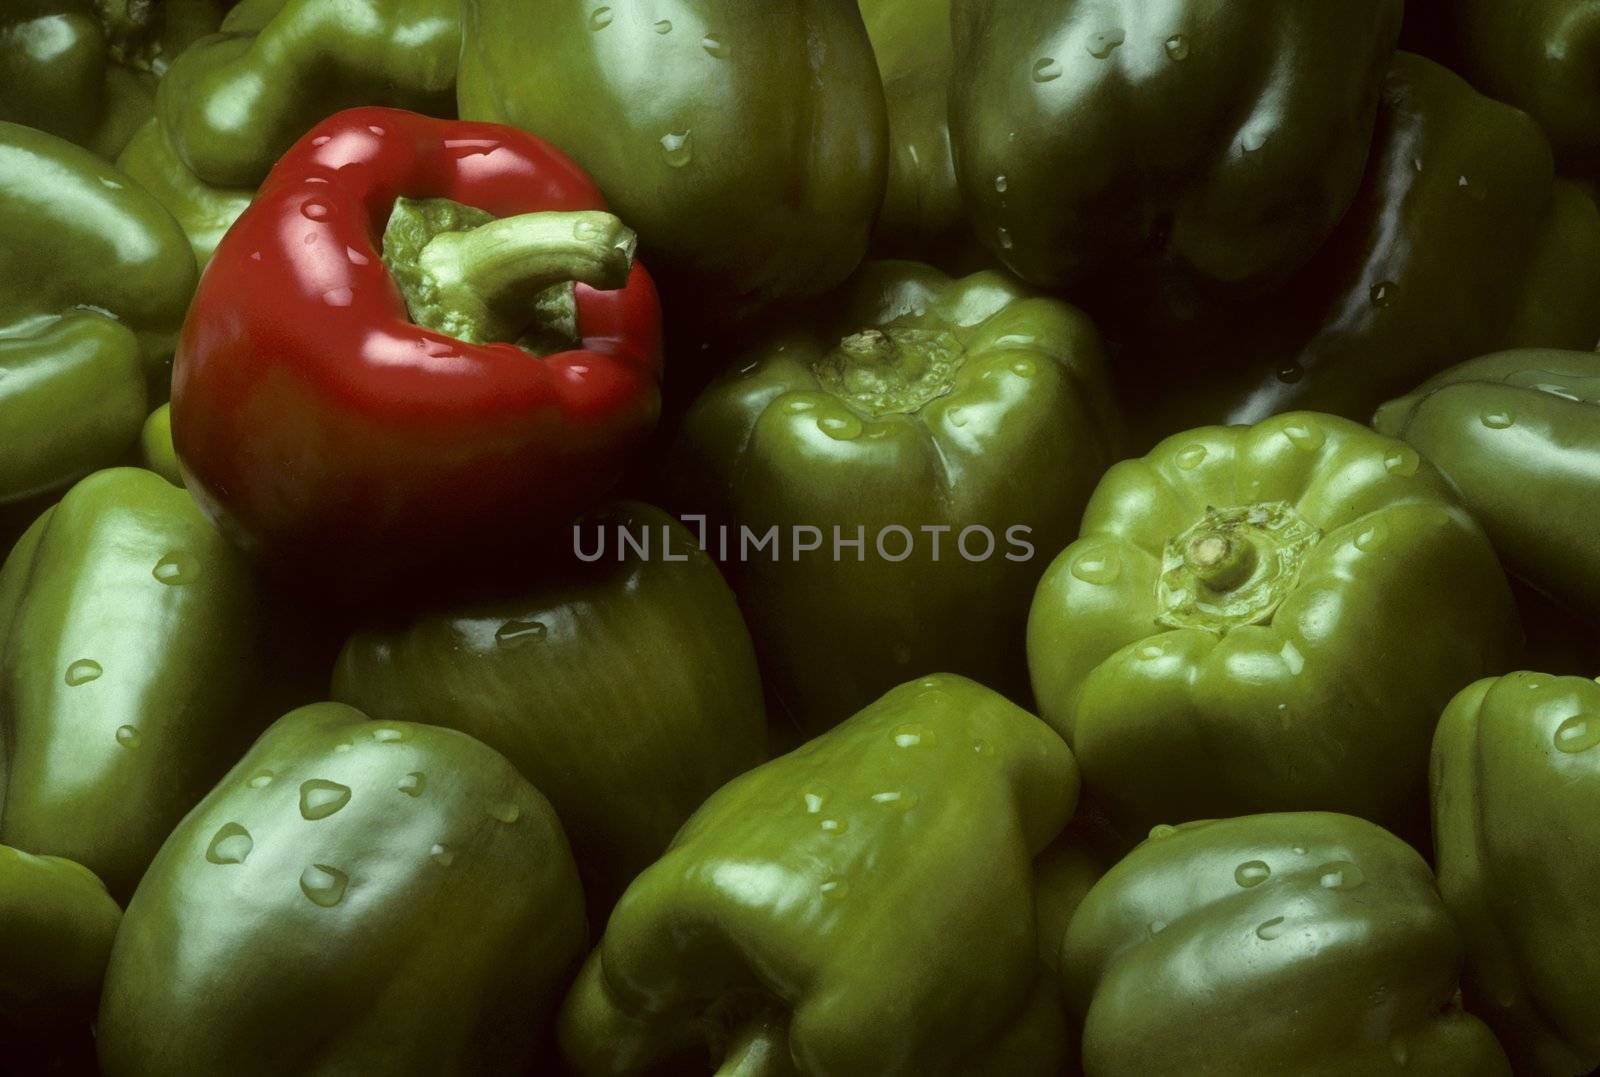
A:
[4,1,1600,1074]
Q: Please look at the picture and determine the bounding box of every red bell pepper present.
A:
[171,107,662,581]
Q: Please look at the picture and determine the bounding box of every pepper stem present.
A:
[95,0,154,38]
[410,209,635,345]
[812,327,967,415]
[1182,532,1258,592]
[837,329,929,380]
[1156,502,1321,633]
[714,1018,795,1077]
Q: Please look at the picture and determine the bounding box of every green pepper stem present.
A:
[813,327,969,414]
[1182,532,1258,593]
[714,1018,794,1077]
[95,0,154,40]
[836,329,930,381]
[837,330,894,365]
[414,210,636,344]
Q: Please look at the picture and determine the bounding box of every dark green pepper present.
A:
[1405,0,1600,169]
[1034,832,1105,981]
[97,702,586,1076]
[1432,673,1600,1076]
[116,0,460,261]
[1024,826,1106,1077]
[0,845,121,1067]
[117,118,253,266]
[333,502,766,910]
[0,0,223,158]
[0,122,197,507]
[861,0,961,258]
[158,0,461,189]
[1028,412,1517,839]
[1063,813,1510,1075]
[950,0,1402,297]
[458,0,887,315]
[673,261,1121,733]
[0,468,269,899]
[558,674,1077,1075]
[1374,349,1600,622]
[1123,54,1600,442]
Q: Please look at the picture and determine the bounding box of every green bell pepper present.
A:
[458,0,887,315]
[97,701,586,1076]
[1025,825,1107,1077]
[861,0,961,258]
[158,0,461,189]
[137,402,182,486]
[1374,349,1600,622]
[558,674,1077,1076]
[332,502,766,910]
[950,0,1402,296]
[1405,0,1600,169]
[1432,673,1600,1076]
[1062,812,1510,1076]
[673,261,1121,734]
[0,845,121,1068]
[0,122,197,507]
[117,118,253,266]
[1124,54,1600,442]
[0,468,270,900]
[1027,412,1518,840]
[1034,831,1105,981]
[0,0,223,159]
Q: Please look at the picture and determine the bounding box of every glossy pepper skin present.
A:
[559,675,1077,1076]
[1124,54,1600,443]
[861,0,961,257]
[458,0,887,316]
[0,468,270,900]
[158,0,460,189]
[0,122,197,507]
[117,118,254,267]
[1375,350,1600,621]
[1062,813,1511,1076]
[1405,0,1600,169]
[673,261,1121,734]
[173,107,662,581]
[97,702,587,1077]
[1028,412,1518,839]
[0,0,222,159]
[0,845,121,1065]
[950,0,1401,298]
[1432,674,1600,1076]
[333,502,766,910]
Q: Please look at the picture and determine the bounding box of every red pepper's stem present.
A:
[413,210,636,345]
[714,1017,794,1077]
